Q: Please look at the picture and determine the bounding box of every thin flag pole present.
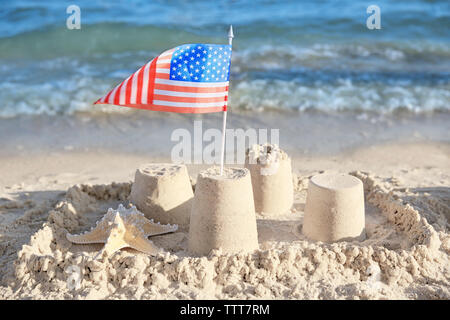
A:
[220,25,233,175]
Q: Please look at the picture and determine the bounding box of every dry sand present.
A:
[245,144,294,216]
[303,173,366,242]
[130,163,193,226]
[0,142,449,300]
[188,167,258,256]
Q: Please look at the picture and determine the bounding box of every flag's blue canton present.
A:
[170,44,232,82]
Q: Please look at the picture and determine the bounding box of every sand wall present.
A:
[1,172,448,300]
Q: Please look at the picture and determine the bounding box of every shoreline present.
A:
[1,111,449,158]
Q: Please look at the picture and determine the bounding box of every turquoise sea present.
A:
[0,0,449,117]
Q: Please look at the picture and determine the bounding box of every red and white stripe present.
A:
[95,48,228,113]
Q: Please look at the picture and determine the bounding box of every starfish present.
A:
[66,204,178,258]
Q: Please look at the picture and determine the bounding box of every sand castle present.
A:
[130,163,194,226]
[103,158,364,257]
[12,172,448,299]
[302,173,366,242]
[245,144,294,216]
[188,167,259,256]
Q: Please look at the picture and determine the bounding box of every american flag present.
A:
[95,43,232,113]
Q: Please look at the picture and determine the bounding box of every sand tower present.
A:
[130,163,194,226]
[245,144,294,216]
[188,167,259,256]
[302,173,366,242]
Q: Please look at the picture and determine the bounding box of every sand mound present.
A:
[303,174,366,242]
[189,167,258,256]
[1,173,449,300]
[130,163,193,226]
[245,144,294,216]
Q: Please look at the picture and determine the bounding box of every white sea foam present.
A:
[0,42,448,118]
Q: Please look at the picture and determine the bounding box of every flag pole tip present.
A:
[228,25,234,38]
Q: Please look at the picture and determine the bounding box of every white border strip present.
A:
[153,100,226,108]
[141,60,152,104]
[154,89,227,97]
[156,68,170,74]
[155,79,229,87]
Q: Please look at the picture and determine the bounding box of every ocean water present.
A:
[0,0,449,118]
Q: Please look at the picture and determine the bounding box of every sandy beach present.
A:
[1,0,449,301]
[0,112,448,300]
